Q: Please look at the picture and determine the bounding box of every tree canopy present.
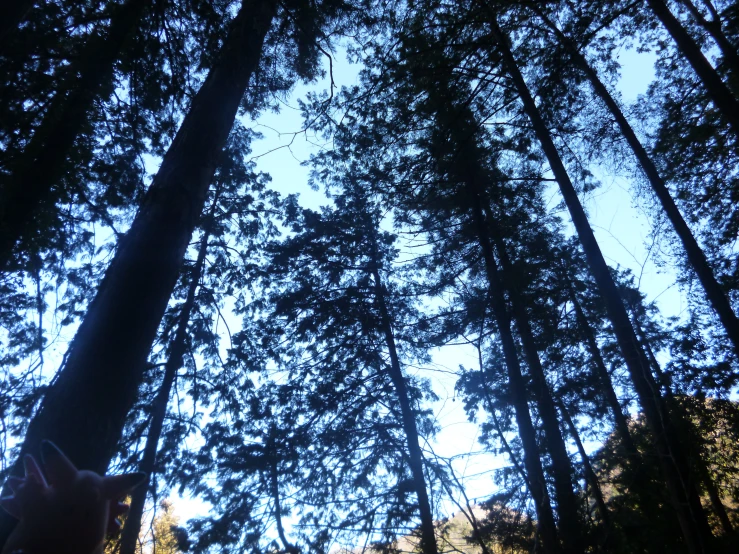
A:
[1,1,738,553]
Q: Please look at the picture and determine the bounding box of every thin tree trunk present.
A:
[646,0,739,136]
[678,0,739,82]
[270,458,298,554]
[0,0,150,270]
[489,18,715,553]
[467,188,562,554]
[556,400,609,529]
[631,315,735,537]
[419,65,559,551]
[487,225,583,554]
[368,235,438,554]
[568,289,635,453]
[535,10,739,359]
[568,283,668,531]
[267,426,299,554]
[431,457,493,554]
[0,0,276,547]
[476,343,530,489]
[118,197,216,554]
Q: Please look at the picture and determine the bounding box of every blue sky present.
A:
[8,32,685,542]
[172,43,683,530]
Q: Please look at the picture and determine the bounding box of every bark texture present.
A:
[0,0,276,547]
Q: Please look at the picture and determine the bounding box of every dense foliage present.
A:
[1,1,738,553]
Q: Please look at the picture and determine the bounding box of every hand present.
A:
[0,441,146,554]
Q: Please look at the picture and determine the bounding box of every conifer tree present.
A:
[5,1,739,553]
[646,0,739,135]
[0,0,150,269]
[263,187,439,554]
[487,14,715,552]
[529,5,739,359]
[677,0,739,80]
[0,0,366,546]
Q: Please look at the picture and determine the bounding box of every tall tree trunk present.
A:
[477,347,530,489]
[267,426,299,554]
[678,0,739,82]
[270,458,298,554]
[568,289,635,453]
[535,10,739,359]
[0,0,276,547]
[631,314,735,537]
[556,400,609,530]
[368,234,438,554]
[0,0,150,270]
[467,188,562,554]
[568,282,670,532]
[118,198,216,554]
[489,18,716,553]
[646,0,739,137]
[487,223,583,554]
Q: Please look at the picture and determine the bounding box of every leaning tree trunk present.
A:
[567,279,669,529]
[489,18,715,554]
[368,232,438,554]
[678,0,739,84]
[0,0,150,270]
[631,313,735,537]
[420,67,560,552]
[467,188,562,554]
[118,197,216,554]
[646,0,739,137]
[487,223,583,554]
[556,400,610,530]
[536,11,739,359]
[567,288,635,453]
[0,0,276,547]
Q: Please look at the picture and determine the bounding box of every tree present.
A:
[5,1,739,553]
[263,186,438,553]
[487,13,715,552]
[0,0,149,270]
[677,0,739,81]
[117,190,214,554]
[595,396,739,551]
[107,498,188,554]
[556,400,611,548]
[646,0,739,136]
[320,35,569,552]
[530,5,739,359]
[0,0,359,546]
